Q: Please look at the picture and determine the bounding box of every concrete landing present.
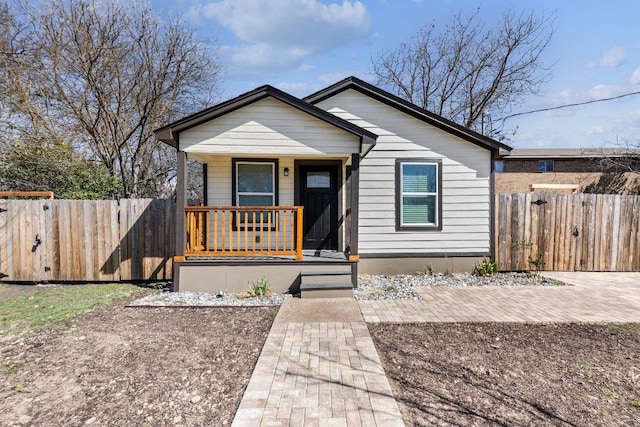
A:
[274,296,364,323]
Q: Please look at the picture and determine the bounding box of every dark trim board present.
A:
[304,76,511,154]
[202,163,208,205]
[175,149,187,256]
[395,158,443,231]
[154,84,378,150]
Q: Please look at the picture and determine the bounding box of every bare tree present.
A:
[372,8,554,138]
[1,0,220,198]
[598,138,640,174]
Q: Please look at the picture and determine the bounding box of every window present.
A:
[396,159,442,230]
[232,159,278,225]
[538,160,554,172]
[494,160,505,172]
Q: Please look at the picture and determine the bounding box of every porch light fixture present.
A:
[283,167,289,177]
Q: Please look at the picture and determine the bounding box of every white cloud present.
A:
[587,84,623,100]
[275,81,318,96]
[317,71,356,84]
[631,67,640,85]
[598,46,627,67]
[193,0,371,76]
[586,125,608,135]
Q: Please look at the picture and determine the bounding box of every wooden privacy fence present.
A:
[496,193,640,272]
[0,199,175,282]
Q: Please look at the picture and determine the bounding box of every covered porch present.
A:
[153,84,377,294]
[171,153,362,295]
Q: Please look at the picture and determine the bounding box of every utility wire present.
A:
[497,90,640,122]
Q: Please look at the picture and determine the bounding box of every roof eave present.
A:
[154,84,377,154]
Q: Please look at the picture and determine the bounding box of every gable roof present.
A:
[303,76,512,153]
[154,84,378,151]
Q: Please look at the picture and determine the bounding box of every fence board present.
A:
[496,193,640,272]
[0,199,173,282]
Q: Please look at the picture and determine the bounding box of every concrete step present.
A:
[300,282,353,299]
[300,270,352,286]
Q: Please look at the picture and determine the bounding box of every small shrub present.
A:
[633,399,640,408]
[425,264,434,276]
[247,276,270,297]
[472,257,498,277]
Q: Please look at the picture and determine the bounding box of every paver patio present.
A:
[359,272,640,323]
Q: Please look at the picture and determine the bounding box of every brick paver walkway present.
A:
[233,273,640,425]
[232,299,404,426]
[359,272,640,324]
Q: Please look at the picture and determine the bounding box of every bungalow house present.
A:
[154,76,511,296]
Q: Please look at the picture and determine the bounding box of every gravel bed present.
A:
[129,291,284,307]
[354,272,564,300]
[130,272,564,305]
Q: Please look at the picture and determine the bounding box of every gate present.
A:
[495,193,640,272]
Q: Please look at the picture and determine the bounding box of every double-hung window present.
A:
[396,159,442,230]
[538,160,554,172]
[233,159,278,226]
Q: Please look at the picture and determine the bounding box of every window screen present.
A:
[399,162,438,226]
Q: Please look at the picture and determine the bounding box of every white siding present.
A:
[180,97,359,156]
[316,90,492,255]
[204,155,295,206]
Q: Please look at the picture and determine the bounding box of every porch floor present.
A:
[185,250,348,262]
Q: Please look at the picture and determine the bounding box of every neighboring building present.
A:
[495,148,640,193]
[154,76,510,295]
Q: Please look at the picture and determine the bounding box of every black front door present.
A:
[299,164,339,251]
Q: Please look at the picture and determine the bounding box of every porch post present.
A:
[176,150,187,258]
[349,153,360,261]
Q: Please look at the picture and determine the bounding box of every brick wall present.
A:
[494,172,601,193]
[503,158,603,173]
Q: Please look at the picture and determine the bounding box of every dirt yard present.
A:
[370,323,640,426]
[0,296,275,426]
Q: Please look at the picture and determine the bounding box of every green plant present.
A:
[472,257,498,276]
[633,399,640,408]
[607,324,640,335]
[511,241,533,250]
[2,362,24,374]
[573,363,593,372]
[527,257,545,277]
[86,384,96,397]
[247,276,270,297]
[271,306,280,318]
[0,284,143,335]
[425,264,434,277]
[511,240,545,276]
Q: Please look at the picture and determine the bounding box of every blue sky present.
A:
[151,0,640,149]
